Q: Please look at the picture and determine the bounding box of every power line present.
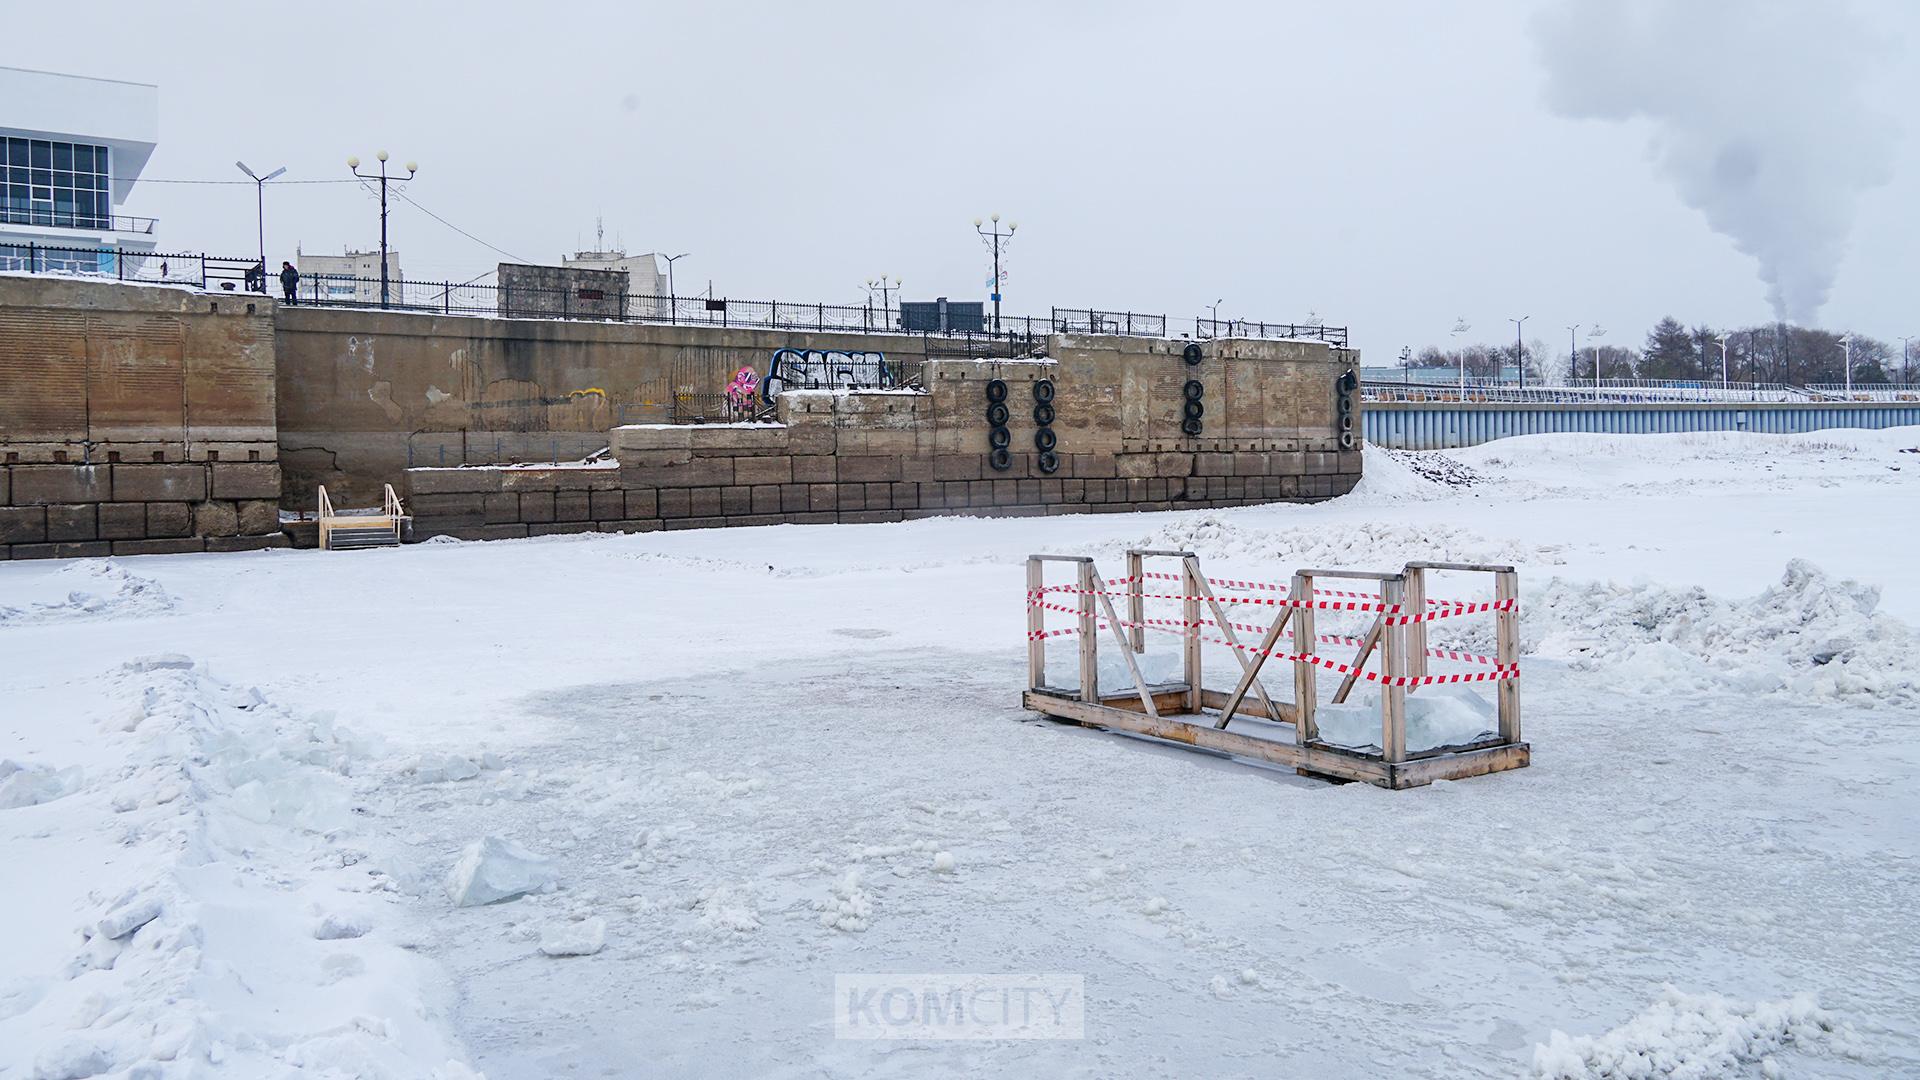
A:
[388,186,528,264]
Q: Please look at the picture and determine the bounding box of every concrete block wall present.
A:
[0,276,289,559]
[403,341,1362,539]
[0,460,288,559]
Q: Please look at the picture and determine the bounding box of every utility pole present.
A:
[234,161,285,292]
[1451,318,1470,394]
[1510,316,1529,389]
[346,151,417,309]
[973,213,1016,333]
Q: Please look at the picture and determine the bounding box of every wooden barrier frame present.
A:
[1023,552,1529,789]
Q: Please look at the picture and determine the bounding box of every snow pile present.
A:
[1523,559,1918,703]
[0,758,84,808]
[1347,445,1480,501]
[1107,516,1568,572]
[1532,986,1856,1079]
[1314,686,1497,752]
[445,835,559,906]
[0,562,175,625]
[0,657,477,1078]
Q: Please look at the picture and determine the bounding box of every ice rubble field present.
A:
[1,429,1916,1080]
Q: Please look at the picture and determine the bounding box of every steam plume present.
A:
[1532,0,1895,324]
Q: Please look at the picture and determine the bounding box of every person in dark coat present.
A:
[279,261,299,304]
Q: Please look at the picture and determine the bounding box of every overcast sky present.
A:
[12,0,1917,362]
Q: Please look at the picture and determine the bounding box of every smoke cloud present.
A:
[1532,0,1896,325]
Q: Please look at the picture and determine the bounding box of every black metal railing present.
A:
[3,242,1347,347]
[1194,316,1349,347]
[0,207,158,234]
[1050,308,1167,337]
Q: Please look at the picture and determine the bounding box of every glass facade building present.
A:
[3,136,113,230]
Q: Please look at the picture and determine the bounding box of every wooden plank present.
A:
[1403,566,1428,686]
[1103,686,1194,715]
[1187,558,1285,726]
[1385,742,1530,788]
[1200,688,1297,724]
[1293,573,1317,742]
[1127,550,1145,654]
[1331,616,1382,704]
[1215,604,1291,729]
[1380,577,1408,764]
[1294,568,1403,581]
[1404,560,1516,574]
[1027,557,1044,691]
[1091,567,1159,718]
[1181,558,1203,713]
[1022,691,1393,785]
[1495,569,1521,743]
[1078,561,1098,703]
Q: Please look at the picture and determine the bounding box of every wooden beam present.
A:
[1181,559,1203,713]
[1091,567,1158,718]
[1216,604,1292,730]
[1293,573,1317,743]
[1331,616,1382,705]
[1380,576,1408,765]
[1127,550,1145,654]
[1027,557,1044,691]
[1403,565,1428,687]
[1495,569,1521,744]
[1078,560,1098,703]
[1200,688,1297,725]
[1187,559,1285,727]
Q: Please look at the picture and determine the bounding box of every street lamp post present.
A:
[1587,325,1608,382]
[865,275,900,328]
[1565,324,1580,384]
[1510,316,1529,389]
[1713,334,1730,388]
[1450,318,1470,394]
[1839,333,1853,395]
[1900,336,1914,383]
[346,151,416,309]
[1210,298,1224,335]
[658,252,690,304]
[234,161,285,293]
[973,213,1016,333]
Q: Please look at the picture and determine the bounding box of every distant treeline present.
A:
[1410,319,1909,385]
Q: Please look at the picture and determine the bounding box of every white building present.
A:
[297,247,403,304]
[0,66,159,273]
[563,249,670,316]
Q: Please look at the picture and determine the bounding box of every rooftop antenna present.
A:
[596,215,604,252]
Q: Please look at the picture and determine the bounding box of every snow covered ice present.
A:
[2,429,1917,1078]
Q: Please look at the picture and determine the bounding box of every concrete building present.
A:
[296,247,403,304]
[0,66,160,273]
[562,249,668,296]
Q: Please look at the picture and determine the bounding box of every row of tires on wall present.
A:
[985,378,1059,472]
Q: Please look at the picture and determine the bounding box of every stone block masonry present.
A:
[402,341,1363,540]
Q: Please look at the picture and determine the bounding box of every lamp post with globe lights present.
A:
[973,213,1016,333]
[346,151,416,309]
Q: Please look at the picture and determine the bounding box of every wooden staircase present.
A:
[318,484,409,550]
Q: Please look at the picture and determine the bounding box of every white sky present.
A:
[10,0,1917,361]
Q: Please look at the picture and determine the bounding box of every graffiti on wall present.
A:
[760,348,894,402]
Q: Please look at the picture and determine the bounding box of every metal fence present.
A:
[5,242,1348,349]
[1805,383,1920,402]
[1194,317,1349,347]
[1363,378,1806,405]
[0,208,158,234]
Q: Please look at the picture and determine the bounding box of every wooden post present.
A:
[1380,577,1408,764]
[1127,550,1145,654]
[1078,560,1098,703]
[1182,559,1202,713]
[1027,557,1044,691]
[1404,566,1428,690]
[1495,569,1521,743]
[1293,573,1317,743]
